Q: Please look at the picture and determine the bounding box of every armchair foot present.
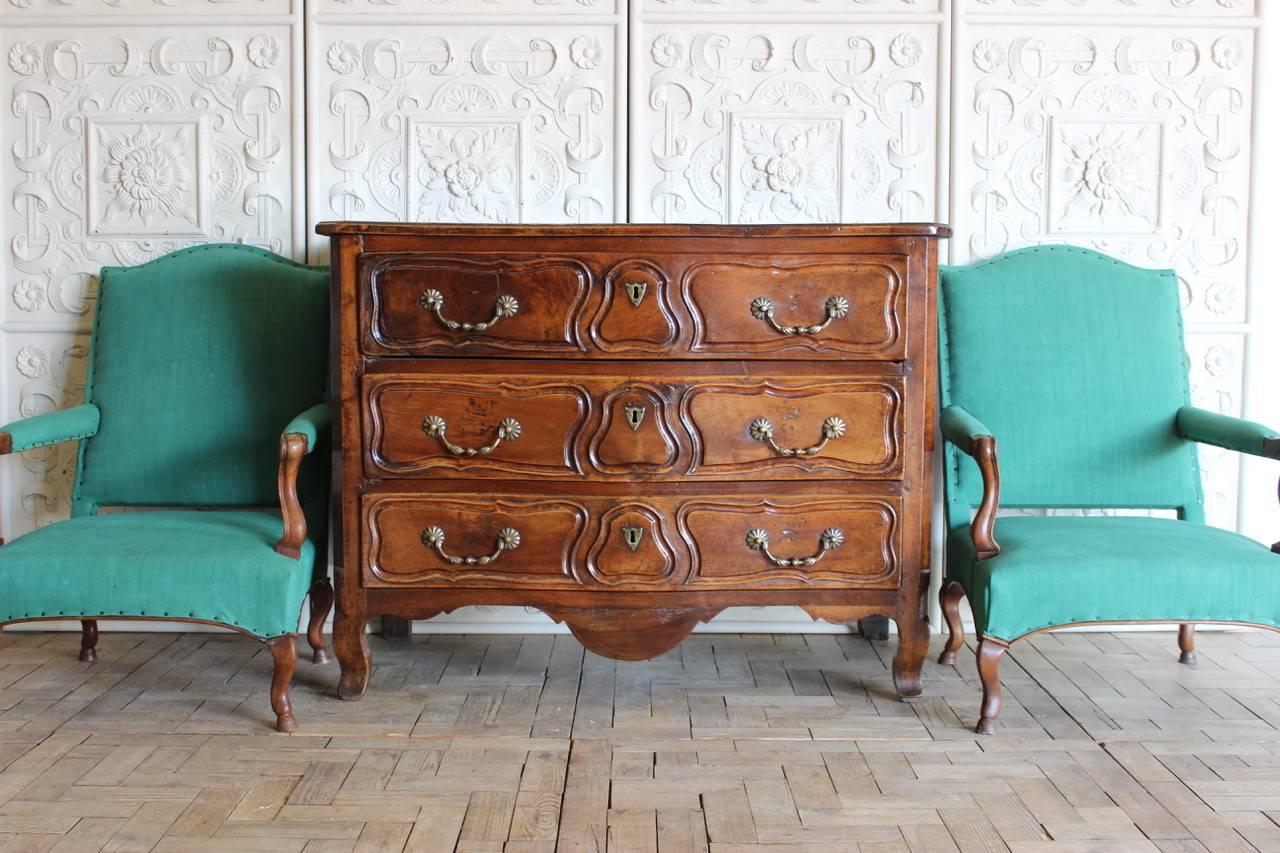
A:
[975,637,1009,735]
[938,582,965,666]
[1178,623,1197,666]
[79,620,98,664]
[266,635,298,733]
[307,580,334,665]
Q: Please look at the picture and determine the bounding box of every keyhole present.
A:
[621,525,644,551]
[624,280,647,307]
[624,404,646,431]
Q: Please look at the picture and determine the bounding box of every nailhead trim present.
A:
[10,431,97,452]
[5,611,278,637]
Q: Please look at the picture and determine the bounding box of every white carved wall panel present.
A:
[630,13,942,223]
[959,0,1251,14]
[1,9,305,540]
[306,2,626,257]
[951,13,1256,535]
[0,332,89,534]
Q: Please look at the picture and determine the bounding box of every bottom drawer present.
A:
[362,492,900,591]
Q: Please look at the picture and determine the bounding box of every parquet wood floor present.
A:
[2,628,1280,852]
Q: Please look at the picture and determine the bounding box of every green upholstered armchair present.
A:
[0,244,332,732]
[938,245,1280,735]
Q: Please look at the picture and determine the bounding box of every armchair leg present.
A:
[937,582,965,665]
[266,635,298,733]
[307,580,334,665]
[975,637,1009,735]
[1178,623,1197,666]
[79,620,98,663]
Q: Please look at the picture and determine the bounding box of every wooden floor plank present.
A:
[0,629,1273,850]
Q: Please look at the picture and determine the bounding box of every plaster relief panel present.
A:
[1187,332,1245,530]
[0,332,90,539]
[631,23,940,223]
[954,28,1254,325]
[4,0,292,15]
[313,0,617,11]
[308,23,623,254]
[962,0,1251,16]
[641,0,939,12]
[2,27,301,328]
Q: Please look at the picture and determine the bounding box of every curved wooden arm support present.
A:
[1272,442,1280,554]
[969,435,1002,560]
[0,432,9,545]
[275,433,309,559]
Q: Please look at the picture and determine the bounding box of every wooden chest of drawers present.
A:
[318,223,948,700]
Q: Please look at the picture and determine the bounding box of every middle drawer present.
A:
[363,366,904,482]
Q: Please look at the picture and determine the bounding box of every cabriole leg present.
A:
[266,635,298,733]
[334,599,370,701]
[937,582,965,666]
[79,620,98,663]
[1178,623,1196,666]
[307,580,334,665]
[891,614,929,698]
[976,637,1009,735]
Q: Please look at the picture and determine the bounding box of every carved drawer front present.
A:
[363,494,588,589]
[363,491,899,591]
[365,375,591,479]
[362,254,590,356]
[681,379,903,479]
[366,369,902,481]
[678,497,900,590]
[683,256,907,359]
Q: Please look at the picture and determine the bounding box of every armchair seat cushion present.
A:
[950,516,1280,642]
[0,511,314,639]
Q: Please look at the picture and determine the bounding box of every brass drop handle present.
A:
[745,527,844,568]
[421,525,521,565]
[749,416,846,457]
[422,415,521,456]
[419,289,519,332]
[749,295,849,336]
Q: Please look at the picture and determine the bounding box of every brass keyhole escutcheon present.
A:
[621,525,645,551]
[624,404,646,431]
[623,280,648,307]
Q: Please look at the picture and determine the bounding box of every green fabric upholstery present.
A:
[285,404,331,453]
[1177,407,1280,458]
[949,517,1280,642]
[76,244,329,514]
[939,246,1202,524]
[1,404,100,453]
[0,511,314,638]
[0,244,330,640]
[940,245,1280,642]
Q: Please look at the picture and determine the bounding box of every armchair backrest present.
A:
[73,244,329,515]
[939,245,1203,527]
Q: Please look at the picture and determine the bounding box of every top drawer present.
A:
[360,251,912,360]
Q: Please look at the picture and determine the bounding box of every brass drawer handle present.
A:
[749,295,849,336]
[745,527,844,568]
[749,416,846,457]
[419,289,519,332]
[421,415,521,456]
[421,525,521,565]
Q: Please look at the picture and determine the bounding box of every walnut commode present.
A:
[318,222,949,700]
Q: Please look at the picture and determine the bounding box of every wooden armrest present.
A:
[275,433,309,559]
[968,435,1002,560]
[941,406,1002,559]
[1273,472,1280,556]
